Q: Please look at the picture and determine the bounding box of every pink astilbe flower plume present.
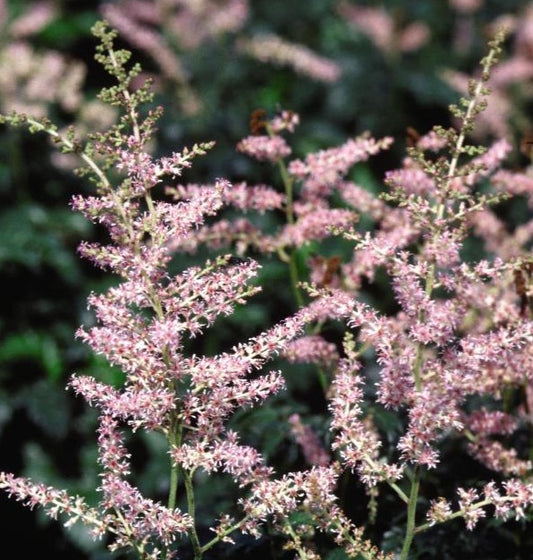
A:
[170,111,394,302]
[288,133,394,200]
[329,333,404,486]
[0,22,332,559]
[320,26,533,545]
[4,16,533,560]
[102,0,339,117]
[236,34,342,83]
[288,413,330,467]
[338,2,430,55]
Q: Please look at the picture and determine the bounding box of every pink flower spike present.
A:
[237,134,292,162]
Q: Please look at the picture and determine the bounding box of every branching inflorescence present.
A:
[1,17,533,560]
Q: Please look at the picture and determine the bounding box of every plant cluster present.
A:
[2,4,533,560]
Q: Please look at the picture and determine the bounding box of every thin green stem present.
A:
[288,251,304,308]
[315,365,328,393]
[267,126,305,308]
[183,468,203,560]
[361,454,409,504]
[25,117,111,190]
[276,156,295,226]
[414,501,491,535]
[167,418,183,511]
[399,468,420,560]
[280,160,305,308]
[200,515,253,553]
[412,344,425,393]
[386,479,409,505]
[283,520,311,560]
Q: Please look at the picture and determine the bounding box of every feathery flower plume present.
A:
[236,34,342,83]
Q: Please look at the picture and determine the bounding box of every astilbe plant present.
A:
[0,21,330,560]
[157,26,533,558]
[2,18,533,560]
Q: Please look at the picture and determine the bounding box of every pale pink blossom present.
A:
[289,134,393,199]
[514,4,533,59]
[338,181,386,221]
[236,134,292,162]
[167,0,249,49]
[468,439,532,476]
[464,408,517,435]
[449,0,482,13]
[237,34,342,83]
[101,2,187,82]
[397,22,431,53]
[426,497,453,525]
[385,166,436,197]
[269,110,300,134]
[283,335,339,368]
[0,42,86,117]
[339,3,430,54]
[280,208,357,247]
[9,1,57,38]
[0,472,108,538]
[4,20,533,559]
[492,169,533,207]
[168,182,285,218]
[491,57,533,88]
[288,414,330,467]
[329,352,403,486]
[457,487,487,530]
[397,386,463,468]
[415,129,448,152]
[172,432,270,486]
[453,138,513,188]
[338,4,393,53]
[99,473,192,545]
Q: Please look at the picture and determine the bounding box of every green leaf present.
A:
[0,203,89,281]
[35,12,98,48]
[0,331,64,381]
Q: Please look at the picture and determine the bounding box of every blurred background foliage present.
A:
[1,0,533,558]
